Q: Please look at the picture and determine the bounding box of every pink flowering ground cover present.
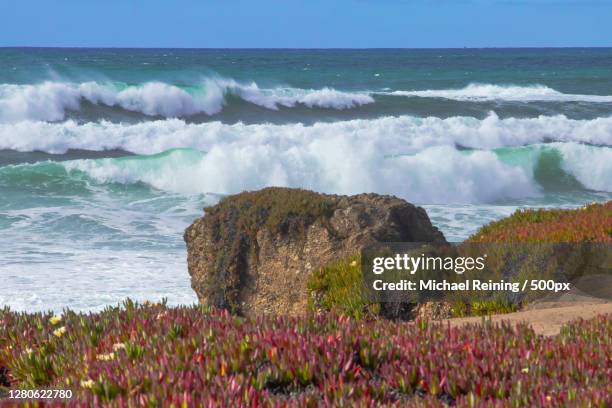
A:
[0,301,610,407]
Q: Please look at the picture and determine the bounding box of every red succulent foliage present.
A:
[0,302,610,407]
[469,201,612,243]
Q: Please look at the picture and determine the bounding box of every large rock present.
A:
[184,187,446,316]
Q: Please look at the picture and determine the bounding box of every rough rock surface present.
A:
[414,302,453,320]
[184,187,446,316]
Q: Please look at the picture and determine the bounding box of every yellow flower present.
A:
[80,379,95,389]
[49,315,63,325]
[521,367,529,373]
[53,326,67,337]
[350,260,358,267]
[112,343,126,351]
[25,347,34,355]
[96,352,115,361]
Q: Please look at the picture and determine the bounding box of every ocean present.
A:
[1,48,611,312]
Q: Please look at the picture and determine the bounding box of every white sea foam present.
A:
[0,113,610,155]
[58,141,610,205]
[0,196,202,312]
[555,143,612,192]
[62,146,535,204]
[0,79,374,123]
[0,248,198,312]
[2,113,610,202]
[2,79,610,124]
[232,82,374,110]
[384,83,612,102]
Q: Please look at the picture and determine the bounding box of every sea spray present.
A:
[383,83,612,102]
[0,79,374,123]
[1,113,611,154]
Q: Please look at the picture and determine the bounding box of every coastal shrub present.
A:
[450,299,518,318]
[204,187,335,237]
[308,254,420,321]
[0,303,610,406]
[468,201,612,243]
[309,253,519,320]
[309,202,611,320]
[308,255,379,319]
[462,202,612,306]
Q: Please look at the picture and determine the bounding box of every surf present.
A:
[3,142,609,205]
[1,113,611,155]
[382,83,612,102]
[0,78,374,123]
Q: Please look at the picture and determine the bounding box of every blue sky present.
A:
[1,0,611,48]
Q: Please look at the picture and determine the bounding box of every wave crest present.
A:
[1,142,606,205]
[384,83,612,102]
[56,147,536,204]
[49,142,610,203]
[0,79,374,123]
[1,113,610,155]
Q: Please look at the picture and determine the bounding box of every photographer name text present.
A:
[372,279,571,293]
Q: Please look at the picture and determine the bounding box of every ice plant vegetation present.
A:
[468,201,612,243]
[0,301,610,406]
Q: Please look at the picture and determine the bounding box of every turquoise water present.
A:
[3,48,612,124]
[0,48,611,311]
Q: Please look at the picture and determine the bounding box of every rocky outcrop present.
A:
[184,187,446,316]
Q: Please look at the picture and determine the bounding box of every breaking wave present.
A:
[1,113,611,155]
[384,83,612,103]
[4,80,612,124]
[0,79,374,123]
[2,142,609,205]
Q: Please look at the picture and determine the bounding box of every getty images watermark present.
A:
[361,242,611,302]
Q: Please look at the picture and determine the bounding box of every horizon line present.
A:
[2,46,612,50]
